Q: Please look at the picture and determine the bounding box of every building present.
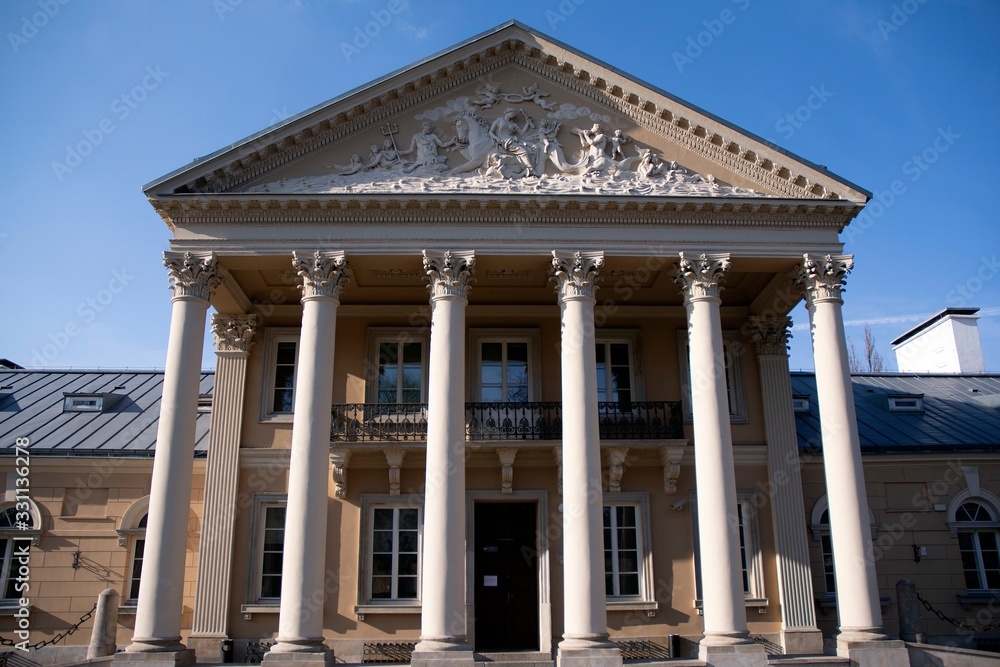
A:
[2,20,998,667]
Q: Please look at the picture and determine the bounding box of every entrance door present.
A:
[474,502,539,651]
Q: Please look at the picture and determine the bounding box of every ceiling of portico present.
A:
[145,21,870,220]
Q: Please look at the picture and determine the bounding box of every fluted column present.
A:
[412,251,476,667]
[674,253,766,667]
[120,252,221,666]
[795,256,903,666]
[265,251,349,666]
[552,251,622,667]
[189,314,258,660]
[746,316,822,655]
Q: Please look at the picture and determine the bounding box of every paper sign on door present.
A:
[483,575,498,587]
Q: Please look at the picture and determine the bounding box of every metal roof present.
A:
[0,370,213,457]
[792,372,1000,453]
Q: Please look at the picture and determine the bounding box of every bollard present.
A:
[896,579,927,643]
[221,639,234,663]
[87,588,119,659]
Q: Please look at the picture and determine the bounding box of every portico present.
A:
[126,21,908,667]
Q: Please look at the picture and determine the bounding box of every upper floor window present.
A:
[469,330,540,403]
[596,342,632,405]
[677,330,748,423]
[955,501,1000,591]
[1,505,39,601]
[367,330,429,405]
[260,329,299,420]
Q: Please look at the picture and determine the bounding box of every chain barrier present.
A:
[916,592,1000,633]
[0,603,96,651]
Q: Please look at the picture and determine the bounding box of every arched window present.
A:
[117,497,150,607]
[954,501,1000,591]
[0,504,41,601]
[126,514,148,603]
[810,496,879,596]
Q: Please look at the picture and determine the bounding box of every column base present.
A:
[698,640,768,667]
[780,627,825,655]
[186,634,226,663]
[262,639,333,666]
[836,636,908,667]
[114,646,195,667]
[410,639,475,667]
[557,636,622,667]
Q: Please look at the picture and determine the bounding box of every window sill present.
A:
[240,603,280,620]
[607,599,658,615]
[259,414,294,424]
[958,592,1000,609]
[354,603,421,620]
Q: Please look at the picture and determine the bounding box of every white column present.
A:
[552,251,621,667]
[265,251,349,665]
[190,314,258,660]
[121,252,220,666]
[746,316,822,655]
[412,250,476,666]
[795,255,888,646]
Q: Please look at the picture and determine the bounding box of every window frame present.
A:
[468,329,541,402]
[888,394,924,412]
[259,328,300,422]
[602,492,657,612]
[245,494,287,608]
[595,330,645,404]
[366,328,430,406]
[125,521,146,604]
[948,492,1000,593]
[356,494,424,616]
[0,504,39,604]
[691,491,767,609]
[676,329,748,423]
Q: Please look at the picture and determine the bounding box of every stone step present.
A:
[474,650,553,666]
[768,655,851,667]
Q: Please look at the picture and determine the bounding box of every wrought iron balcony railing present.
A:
[330,401,683,443]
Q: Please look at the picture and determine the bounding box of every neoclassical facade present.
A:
[114,21,917,667]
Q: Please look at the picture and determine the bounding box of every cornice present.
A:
[159,38,863,207]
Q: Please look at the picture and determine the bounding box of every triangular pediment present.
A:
[146,21,868,203]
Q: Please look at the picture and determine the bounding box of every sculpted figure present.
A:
[609,129,631,160]
[326,153,365,175]
[472,83,501,109]
[520,82,555,110]
[363,142,401,171]
[399,122,453,173]
[573,124,609,161]
[636,149,666,180]
[489,108,535,176]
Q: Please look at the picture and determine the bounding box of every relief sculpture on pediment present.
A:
[250,81,770,197]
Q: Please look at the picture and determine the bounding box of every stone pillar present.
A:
[746,316,823,655]
[673,253,765,667]
[796,254,906,667]
[119,252,221,666]
[895,579,926,643]
[264,251,349,666]
[88,588,119,659]
[552,251,621,667]
[412,251,476,667]
[189,314,258,661]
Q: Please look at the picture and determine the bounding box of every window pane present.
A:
[507,342,528,363]
[401,389,421,404]
[397,577,418,599]
[610,343,629,366]
[617,506,636,528]
[506,362,528,386]
[276,342,296,365]
[371,577,392,599]
[261,553,284,575]
[398,530,418,553]
[397,553,418,576]
[373,531,393,553]
[619,574,639,596]
[595,344,606,363]
[482,342,502,362]
[273,388,293,413]
[605,574,614,596]
[379,365,399,389]
[402,342,421,364]
[372,554,393,576]
[507,385,529,402]
[398,509,418,529]
[617,528,637,550]
[618,551,638,574]
[374,509,393,531]
[265,507,285,529]
[611,367,631,392]
[482,386,503,402]
[379,342,398,365]
[481,363,503,385]
[260,575,281,599]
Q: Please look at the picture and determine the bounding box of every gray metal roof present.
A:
[792,372,1000,453]
[0,370,214,457]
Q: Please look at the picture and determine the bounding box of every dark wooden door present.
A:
[473,502,539,651]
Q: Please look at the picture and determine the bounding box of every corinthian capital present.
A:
[672,252,730,303]
[211,314,259,354]
[164,251,222,302]
[795,253,853,303]
[746,316,793,357]
[551,251,604,302]
[292,251,350,301]
[422,250,476,300]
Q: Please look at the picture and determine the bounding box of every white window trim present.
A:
[0,503,41,603]
[595,330,645,403]
[124,534,145,606]
[0,499,41,546]
[603,492,657,612]
[947,489,1000,537]
[676,330,748,423]
[888,394,924,412]
[468,329,542,402]
[355,494,423,616]
[810,495,879,541]
[244,493,286,608]
[366,328,430,404]
[691,491,767,609]
[63,395,103,412]
[259,328,300,422]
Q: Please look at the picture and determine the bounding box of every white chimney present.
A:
[891,308,985,374]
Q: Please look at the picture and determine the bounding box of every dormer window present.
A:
[64,394,103,412]
[888,395,924,412]
[792,395,810,412]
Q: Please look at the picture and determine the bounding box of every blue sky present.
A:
[1,0,997,372]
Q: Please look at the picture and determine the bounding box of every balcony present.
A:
[330,401,683,443]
